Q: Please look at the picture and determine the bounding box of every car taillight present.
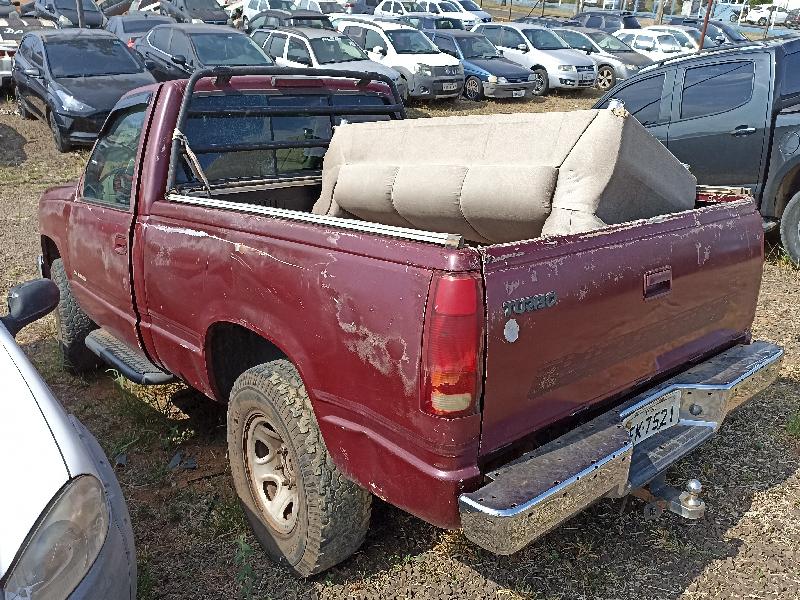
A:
[127,37,135,48]
[421,273,483,418]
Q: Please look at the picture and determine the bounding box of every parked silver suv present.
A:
[473,22,596,95]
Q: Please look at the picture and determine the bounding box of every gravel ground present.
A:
[0,90,798,600]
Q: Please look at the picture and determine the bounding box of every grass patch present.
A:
[787,411,800,438]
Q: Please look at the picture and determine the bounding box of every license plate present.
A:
[624,390,681,445]
[512,89,525,98]
[442,82,457,91]
[581,73,594,81]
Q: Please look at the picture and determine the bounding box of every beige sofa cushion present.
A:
[313,110,696,243]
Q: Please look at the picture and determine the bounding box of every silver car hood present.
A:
[540,47,597,67]
[318,60,401,80]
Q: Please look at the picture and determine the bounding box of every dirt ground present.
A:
[1,88,799,600]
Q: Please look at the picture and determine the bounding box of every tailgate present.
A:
[478,200,764,456]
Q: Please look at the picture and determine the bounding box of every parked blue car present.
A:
[427,30,536,100]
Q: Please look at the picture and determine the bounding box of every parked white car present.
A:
[448,0,490,22]
[242,0,294,23]
[372,0,427,17]
[336,18,464,98]
[473,22,597,95]
[0,279,137,600]
[416,0,478,27]
[644,24,719,51]
[295,0,349,13]
[257,27,407,97]
[613,29,684,61]
[745,4,788,25]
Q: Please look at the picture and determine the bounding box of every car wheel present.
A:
[48,111,71,153]
[463,75,483,101]
[227,360,372,577]
[16,92,32,120]
[596,65,616,91]
[51,258,101,374]
[780,191,800,265]
[530,67,548,96]
[758,16,767,25]
[730,12,738,21]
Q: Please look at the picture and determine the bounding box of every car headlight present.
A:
[54,89,94,114]
[2,476,109,600]
[57,14,73,26]
[527,73,537,81]
[415,63,433,76]
[191,17,204,23]
[557,64,575,71]
[497,76,507,83]
[625,64,639,69]
[487,74,497,83]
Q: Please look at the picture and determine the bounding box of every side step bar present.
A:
[85,328,175,385]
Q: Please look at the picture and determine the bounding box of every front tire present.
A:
[49,111,71,153]
[780,191,800,265]
[596,65,616,92]
[463,75,483,101]
[530,67,548,96]
[227,360,371,577]
[17,92,32,120]
[51,258,100,373]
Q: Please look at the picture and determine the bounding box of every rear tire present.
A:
[758,16,767,25]
[16,92,32,120]
[780,191,800,265]
[463,75,483,101]
[51,258,100,374]
[596,65,616,91]
[530,67,548,96]
[730,12,738,21]
[227,360,371,577]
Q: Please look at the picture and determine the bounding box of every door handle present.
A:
[644,267,672,300]
[730,126,757,136]
[113,233,128,255]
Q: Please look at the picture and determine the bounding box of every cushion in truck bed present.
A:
[312,110,697,243]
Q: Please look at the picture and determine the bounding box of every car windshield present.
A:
[310,35,367,63]
[717,21,747,41]
[187,0,221,9]
[293,17,333,28]
[122,18,170,33]
[586,30,631,51]
[524,28,568,50]
[456,34,499,58]
[438,1,459,11]
[436,17,462,28]
[555,29,593,50]
[458,0,480,9]
[54,0,100,11]
[682,27,718,47]
[45,37,143,77]
[385,28,437,52]
[317,2,340,13]
[190,32,273,65]
[401,1,424,10]
[270,0,293,7]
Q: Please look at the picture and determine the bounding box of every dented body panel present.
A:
[38,74,768,533]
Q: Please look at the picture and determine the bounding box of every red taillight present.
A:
[421,273,483,419]
[127,38,135,48]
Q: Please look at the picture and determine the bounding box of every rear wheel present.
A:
[463,75,483,101]
[730,12,738,21]
[596,65,616,92]
[227,360,371,576]
[51,258,100,374]
[49,111,71,153]
[780,191,800,265]
[758,16,767,25]
[530,67,548,96]
[16,92,31,120]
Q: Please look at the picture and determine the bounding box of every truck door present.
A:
[666,54,771,189]
[65,94,151,351]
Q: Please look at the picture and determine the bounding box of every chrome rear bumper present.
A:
[459,341,783,555]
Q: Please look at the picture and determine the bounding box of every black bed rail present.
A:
[166,65,406,193]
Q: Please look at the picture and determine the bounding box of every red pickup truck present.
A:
[38,67,783,576]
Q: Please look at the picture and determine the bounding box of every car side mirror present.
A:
[516,42,528,52]
[172,54,187,65]
[144,59,157,70]
[23,67,41,77]
[1,279,60,338]
[715,35,725,42]
[45,3,54,10]
[584,47,594,54]
[372,45,386,54]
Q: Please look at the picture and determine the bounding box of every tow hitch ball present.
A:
[633,477,706,521]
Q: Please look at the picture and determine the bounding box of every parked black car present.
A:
[135,23,271,80]
[594,38,800,263]
[399,14,463,30]
[573,10,640,32]
[33,0,105,27]
[105,12,175,46]
[514,16,580,28]
[13,28,155,151]
[667,16,748,44]
[244,8,334,34]
[159,0,229,25]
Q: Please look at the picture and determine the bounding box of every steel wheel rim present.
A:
[465,77,480,99]
[244,414,299,535]
[598,68,613,90]
[532,71,545,94]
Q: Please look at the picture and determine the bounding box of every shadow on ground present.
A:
[0,123,27,167]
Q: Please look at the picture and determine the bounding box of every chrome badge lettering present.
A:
[503,291,558,317]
